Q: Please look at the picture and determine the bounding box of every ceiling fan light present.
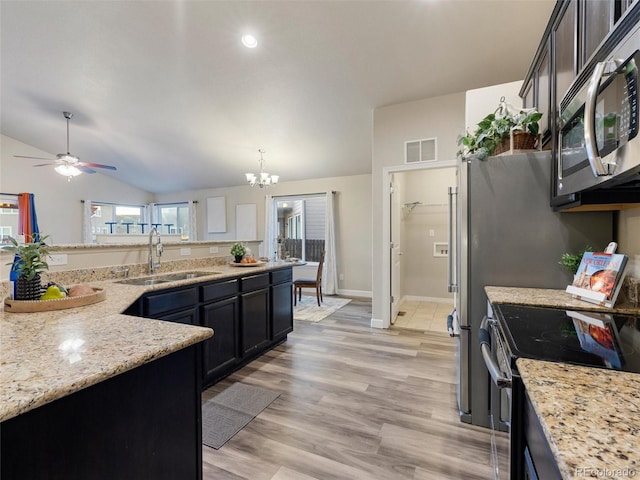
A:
[55,164,82,177]
[58,153,79,164]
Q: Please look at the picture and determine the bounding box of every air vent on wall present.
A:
[405,137,437,164]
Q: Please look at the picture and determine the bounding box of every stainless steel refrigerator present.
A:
[447,151,613,428]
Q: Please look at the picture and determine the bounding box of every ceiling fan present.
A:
[14,111,117,179]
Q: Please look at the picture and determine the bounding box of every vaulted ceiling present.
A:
[1,1,555,193]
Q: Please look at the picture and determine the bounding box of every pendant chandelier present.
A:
[245,149,279,188]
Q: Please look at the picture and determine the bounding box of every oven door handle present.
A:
[479,316,512,389]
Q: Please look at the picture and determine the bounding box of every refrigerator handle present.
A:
[447,186,458,293]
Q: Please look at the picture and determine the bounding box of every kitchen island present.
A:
[0,261,293,480]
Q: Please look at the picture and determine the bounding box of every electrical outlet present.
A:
[47,254,68,266]
[180,248,191,256]
[339,273,344,281]
[209,246,219,253]
[429,229,435,237]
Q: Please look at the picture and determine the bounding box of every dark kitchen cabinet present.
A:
[271,269,293,341]
[123,266,293,389]
[523,391,562,480]
[239,273,271,357]
[554,0,577,103]
[157,307,198,326]
[1,346,203,480]
[240,288,270,356]
[201,296,239,386]
[521,0,640,210]
[523,38,552,146]
[581,0,615,65]
[143,286,198,318]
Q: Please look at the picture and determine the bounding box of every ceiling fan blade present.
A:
[78,161,117,171]
[32,163,58,167]
[14,155,55,161]
[76,165,96,174]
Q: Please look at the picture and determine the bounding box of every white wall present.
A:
[155,174,372,296]
[0,134,153,244]
[465,80,523,130]
[372,92,465,326]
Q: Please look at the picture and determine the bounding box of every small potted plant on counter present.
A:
[230,242,246,263]
[6,235,51,300]
[559,246,592,277]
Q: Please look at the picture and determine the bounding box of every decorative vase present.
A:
[15,274,42,300]
[234,255,243,263]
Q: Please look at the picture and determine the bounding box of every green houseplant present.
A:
[6,235,51,300]
[559,246,592,276]
[457,104,542,160]
[230,242,246,263]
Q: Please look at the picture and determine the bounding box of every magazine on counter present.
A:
[565,251,629,308]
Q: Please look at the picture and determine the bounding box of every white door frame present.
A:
[381,159,457,329]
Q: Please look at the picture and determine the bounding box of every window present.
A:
[274,194,325,262]
[86,200,194,242]
[154,202,190,239]
[90,202,146,236]
[0,196,19,244]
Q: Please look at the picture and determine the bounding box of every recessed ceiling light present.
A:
[241,34,258,48]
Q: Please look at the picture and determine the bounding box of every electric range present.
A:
[481,303,640,479]
[493,304,640,374]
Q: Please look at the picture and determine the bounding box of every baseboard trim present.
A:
[337,289,372,298]
[370,317,385,329]
[400,295,453,304]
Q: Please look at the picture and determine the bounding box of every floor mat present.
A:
[202,383,280,449]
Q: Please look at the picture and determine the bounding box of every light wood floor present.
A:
[202,298,503,480]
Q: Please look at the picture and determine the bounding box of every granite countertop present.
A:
[485,286,640,315]
[0,261,290,423]
[517,358,640,479]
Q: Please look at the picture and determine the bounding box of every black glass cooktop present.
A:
[494,304,640,373]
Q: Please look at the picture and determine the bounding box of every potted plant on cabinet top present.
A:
[230,242,246,263]
[5,235,50,300]
[457,99,542,160]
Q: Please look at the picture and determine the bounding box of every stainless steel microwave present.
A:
[557,22,640,198]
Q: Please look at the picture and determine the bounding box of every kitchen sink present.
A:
[116,271,221,286]
[118,278,172,286]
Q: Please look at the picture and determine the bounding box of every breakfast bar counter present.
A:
[0,312,212,422]
[517,358,640,479]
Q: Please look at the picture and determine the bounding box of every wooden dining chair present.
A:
[293,252,324,307]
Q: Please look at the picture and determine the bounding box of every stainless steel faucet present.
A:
[148,226,163,274]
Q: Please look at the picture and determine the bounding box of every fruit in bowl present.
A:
[240,256,258,264]
[68,284,95,297]
[40,285,66,300]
